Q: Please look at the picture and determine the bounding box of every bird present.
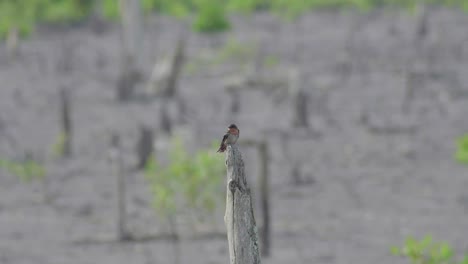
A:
[217,124,240,153]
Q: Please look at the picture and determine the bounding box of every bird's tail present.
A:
[217,144,226,153]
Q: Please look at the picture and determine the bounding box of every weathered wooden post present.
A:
[224,144,261,264]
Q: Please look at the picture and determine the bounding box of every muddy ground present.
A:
[1,7,468,264]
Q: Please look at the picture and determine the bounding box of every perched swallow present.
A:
[217,124,240,153]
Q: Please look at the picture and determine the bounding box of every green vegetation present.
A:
[264,54,280,68]
[215,37,255,64]
[184,37,257,74]
[391,235,468,264]
[51,131,68,158]
[2,0,468,39]
[0,157,46,182]
[0,0,94,39]
[193,0,230,33]
[455,134,468,164]
[144,136,225,225]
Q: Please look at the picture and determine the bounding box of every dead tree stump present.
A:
[109,133,131,241]
[257,142,270,257]
[116,55,141,101]
[160,102,172,135]
[224,144,261,264]
[119,0,143,69]
[293,87,309,128]
[59,86,72,157]
[135,125,154,170]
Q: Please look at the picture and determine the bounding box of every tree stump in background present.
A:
[59,86,72,157]
[224,144,261,264]
[116,55,141,101]
[257,142,270,257]
[135,125,154,170]
[160,102,172,135]
[293,87,309,128]
[109,133,131,241]
[116,0,143,101]
[119,0,143,70]
[148,36,186,98]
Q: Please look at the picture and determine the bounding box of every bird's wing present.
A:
[217,133,229,152]
[221,133,229,144]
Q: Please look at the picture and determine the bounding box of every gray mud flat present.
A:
[1,7,468,264]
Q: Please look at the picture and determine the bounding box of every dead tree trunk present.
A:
[402,3,429,114]
[135,125,154,170]
[59,86,72,157]
[116,58,140,101]
[119,0,143,70]
[90,0,107,34]
[257,142,270,257]
[166,36,185,98]
[224,144,261,264]
[109,133,131,241]
[160,102,172,135]
[415,2,429,46]
[293,87,308,128]
[116,0,144,101]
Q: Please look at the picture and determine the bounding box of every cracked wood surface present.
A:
[224,144,260,264]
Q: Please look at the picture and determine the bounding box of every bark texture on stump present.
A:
[224,144,261,264]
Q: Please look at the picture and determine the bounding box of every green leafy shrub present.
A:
[40,0,92,23]
[455,134,468,164]
[3,0,468,40]
[0,0,37,39]
[264,54,279,67]
[192,0,230,33]
[0,158,46,182]
[102,0,119,19]
[144,136,225,222]
[391,235,468,264]
[227,0,269,13]
[0,0,93,40]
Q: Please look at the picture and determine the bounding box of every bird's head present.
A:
[227,124,239,135]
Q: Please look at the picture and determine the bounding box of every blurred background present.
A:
[1,0,468,263]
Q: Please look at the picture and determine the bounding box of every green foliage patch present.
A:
[192,0,230,33]
[2,0,468,40]
[144,136,225,222]
[391,235,468,264]
[0,157,46,182]
[51,131,68,158]
[455,134,468,164]
[183,37,257,74]
[215,37,256,64]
